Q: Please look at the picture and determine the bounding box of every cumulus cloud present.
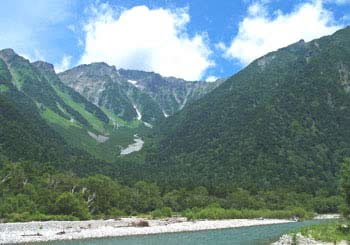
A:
[55,54,72,73]
[80,4,213,80]
[224,0,343,65]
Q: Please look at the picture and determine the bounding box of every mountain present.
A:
[117,69,221,116]
[4,27,350,197]
[0,49,138,163]
[135,27,350,194]
[59,63,221,124]
[0,53,67,163]
[0,49,115,175]
[0,49,219,163]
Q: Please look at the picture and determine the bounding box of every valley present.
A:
[1,24,350,245]
[0,50,220,163]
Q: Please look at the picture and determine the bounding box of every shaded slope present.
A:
[0,59,67,163]
[0,56,115,176]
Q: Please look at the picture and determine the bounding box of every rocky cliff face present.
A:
[59,63,222,123]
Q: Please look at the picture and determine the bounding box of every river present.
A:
[39,220,327,245]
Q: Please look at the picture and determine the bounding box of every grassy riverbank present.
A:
[299,220,350,242]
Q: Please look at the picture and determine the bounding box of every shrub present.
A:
[108,208,126,218]
[151,207,172,218]
[3,212,78,222]
[181,206,313,220]
[54,192,91,220]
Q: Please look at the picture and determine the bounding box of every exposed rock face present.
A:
[32,61,55,74]
[59,63,116,106]
[59,63,222,123]
[118,69,222,116]
[0,48,17,62]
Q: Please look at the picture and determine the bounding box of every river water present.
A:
[41,220,327,245]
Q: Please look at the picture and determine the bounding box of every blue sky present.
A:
[0,0,350,81]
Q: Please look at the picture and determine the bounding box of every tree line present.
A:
[0,157,346,222]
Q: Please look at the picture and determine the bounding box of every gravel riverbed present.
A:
[0,217,293,244]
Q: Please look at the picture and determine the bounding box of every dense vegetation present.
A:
[33,61,110,125]
[126,27,350,196]
[0,49,153,163]
[292,158,350,242]
[0,64,118,175]
[0,158,342,222]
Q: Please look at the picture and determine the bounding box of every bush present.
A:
[337,224,350,234]
[54,192,91,220]
[151,207,172,218]
[311,196,342,214]
[4,212,79,222]
[182,206,313,220]
[0,194,36,216]
[107,208,127,218]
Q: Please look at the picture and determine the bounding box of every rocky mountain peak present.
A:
[0,48,27,63]
[32,61,55,74]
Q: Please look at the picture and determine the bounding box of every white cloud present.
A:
[205,76,218,82]
[224,0,343,65]
[80,4,213,80]
[67,24,76,32]
[55,54,72,73]
[0,0,73,61]
[215,42,226,51]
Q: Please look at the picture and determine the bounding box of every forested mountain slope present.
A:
[0,51,113,174]
[138,27,350,194]
[0,49,127,164]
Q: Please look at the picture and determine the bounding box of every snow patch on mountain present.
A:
[173,91,182,105]
[143,122,153,128]
[179,90,191,110]
[128,79,138,85]
[88,131,109,143]
[120,134,144,155]
[162,110,169,118]
[128,79,144,89]
[133,104,142,120]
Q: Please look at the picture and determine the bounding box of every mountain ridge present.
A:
[0,48,220,163]
[59,62,222,124]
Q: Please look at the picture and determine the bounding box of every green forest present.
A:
[1,28,350,223]
[0,157,343,222]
